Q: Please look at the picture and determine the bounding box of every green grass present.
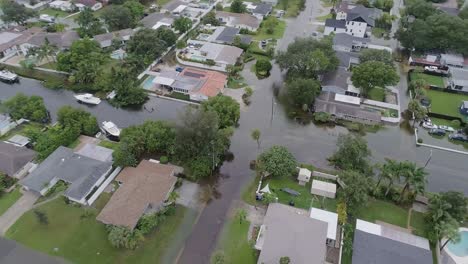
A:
[372,27,387,38]
[410,211,429,238]
[316,13,332,22]
[67,138,81,149]
[368,87,386,102]
[216,218,258,264]
[410,72,445,88]
[7,199,189,264]
[98,140,120,151]
[39,8,71,18]
[356,199,408,227]
[40,61,58,70]
[35,181,68,204]
[0,122,44,141]
[253,20,286,41]
[429,117,463,129]
[167,92,190,101]
[0,187,22,216]
[426,89,468,119]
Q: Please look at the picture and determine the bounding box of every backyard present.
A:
[39,8,71,18]
[368,87,385,102]
[6,199,189,264]
[426,89,468,119]
[0,187,23,216]
[410,72,445,88]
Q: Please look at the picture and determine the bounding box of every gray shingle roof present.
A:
[0,141,36,176]
[253,3,272,15]
[26,31,80,49]
[345,5,382,27]
[333,33,369,49]
[352,229,433,264]
[140,13,174,29]
[21,146,112,201]
[213,26,252,44]
[325,19,346,29]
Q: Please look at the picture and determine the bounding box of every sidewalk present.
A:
[0,190,39,235]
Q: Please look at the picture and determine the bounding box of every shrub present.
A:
[244,87,253,97]
[314,112,331,123]
[417,138,423,144]
[107,225,143,249]
[451,119,461,128]
[160,156,169,164]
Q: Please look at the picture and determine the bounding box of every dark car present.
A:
[449,133,468,142]
[420,98,431,107]
[429,128,446,136]
[175,66,184,72]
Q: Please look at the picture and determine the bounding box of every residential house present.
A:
[297,167,311,186]
[408,54,444,68]
[161,0,185,13]
[75,143,114,162]
[5,135,31,148]
[255,203,329,264]
[332,33,369,52]
[460,101,468,115]
[0,141,36,178]
[152,67,227,101]
[207,26,252,45]
[448,67,468,92]
[49,0,75,11]
[0,114,17,136]
[314,91,382,124]
[93,28,134,48]
[262,0,278,6]
[74,0,102,11]
[216,11,261,32]
[182,40,244,71]
[140,12,175,30]
[251,2,273,19]
[0,27,42,58]
[325,3,382,38]
[441,53,464,68]
[310,207,339,247]
[96,160,180,229]
[19,31,80,55]
[21,146,113,205]
[352,219,433,264]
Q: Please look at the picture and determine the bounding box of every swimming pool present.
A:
[448,231,468,257]
[141,76,155,90]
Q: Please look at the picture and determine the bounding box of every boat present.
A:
[74,93,101,105]
[0,70,19,83]
[101,121,121,141]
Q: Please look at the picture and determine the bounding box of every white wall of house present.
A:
[336,11,347,20]
[324,26,346,35]
[345,21,367,38]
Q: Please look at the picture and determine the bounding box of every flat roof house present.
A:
[352,219,433,264]
[153,67,227,101]
[21,146,113,205]
[0,141,36,178]
[182,40,243,71]
[216,11,261,32]
[96,160,179,229]
[255,203,328,264]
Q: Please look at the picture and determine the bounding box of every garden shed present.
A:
[311,179,336,199]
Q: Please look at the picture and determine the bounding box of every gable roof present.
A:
[333,33,369,49]
[26,31,80,49]
[0,141,36,176]
[21,146,112,201]
[345,5,382,26]
[0,27,42,53]
[96,160,178,229]
[140,13,175,29]
[325,18,346,29]
[211,26,252,44]
[352,220,432,264]
[75,0,98,7]
[216,11,261,30]
[253,2,272,15]
[257,203,328,264]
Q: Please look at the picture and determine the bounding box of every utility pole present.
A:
[424,149,433,168]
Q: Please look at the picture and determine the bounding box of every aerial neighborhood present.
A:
[1,0,468,262]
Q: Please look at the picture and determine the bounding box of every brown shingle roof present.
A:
[96,160,178,229]
[0,142,36,176]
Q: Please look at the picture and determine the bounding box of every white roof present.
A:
[356,219,382,235]
[310,208,338,240]
[298,168,311,181]
[260,183,271,194]
[334,93,360,105]
[311,180,337,194]
[173,4,187,13]
[153,76,175,86]
[347,84,360,94]
[152,21,172,29]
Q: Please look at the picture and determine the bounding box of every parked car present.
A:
[449,133,468,142]
[429,128,446,136]
[424,66,438,71]
[420,98,431,107]
[438,125,455,132]
[422,122,437,129]
[39,14,55,23]
[175,66,184,72]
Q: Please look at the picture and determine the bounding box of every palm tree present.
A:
[251,129,261,150]
[428,194,461,249]
[40,37,58,63]
[375,159,400,195]
[399,162,427,202]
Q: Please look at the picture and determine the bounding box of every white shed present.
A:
[310,207,338,244]
[311,179,336,199]
[297,168,311,186]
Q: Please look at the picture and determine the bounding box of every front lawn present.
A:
[426,89,468,119]
[0,187,22,216]
[6,199,188,264]
[98,140,120,151]
[316,13,332,22]
[410,72,445,88]
[253,20,286,41]
[39,8,71,18]
[216,218,258,264]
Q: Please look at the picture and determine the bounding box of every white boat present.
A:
[0,70,19,83]
[101,121,121,140]
[74,93,101,105]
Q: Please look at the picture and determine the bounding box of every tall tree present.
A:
[359,49,394,66]
[257,146,297,178]
[111,68,148,107]
[251,129,261,150]
[329,134,371,174]
[427,194,461,249]
[126,28,170,65]
[440,191,468,223]
[405,0,437,19]
[408,99,427,126]
[378,159,402,196]
[399,161,427,202]
[230,0,246,13]
[286,78,321,107]
[201,10,220,26]
[351,61,399,96]
[4,93,48,122]
[174,17,193,33]
[339,170,371,214]
[201,95,240,129]
[123,0,145,24]
[102,5,134,31]
[0,1,36,25]
[75,7,104,37]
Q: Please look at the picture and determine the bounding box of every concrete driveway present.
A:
[0,190,39,235]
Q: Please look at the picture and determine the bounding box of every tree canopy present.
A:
[111,68,148,107]
[174,17,193,33]
[102,5,135,31]
[75,7,104,37]
[201,11,220,26]
[405,0,438,19]
[339,170,371,213]
[255,59,272,75]
[0,1,36,25]
[286,78,321,107]
[57,106,99,136]
[329,134,371,174]
[359,49,394,66]
[201,95,240,129]
[276,37,339,79]
[230,0,246,13]
[3,93,48,122]
[126,28,175,65]
[351,61,399,96]
[257,146,297,178]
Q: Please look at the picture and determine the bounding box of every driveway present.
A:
[176,180,203,210]
[0,190,39,235]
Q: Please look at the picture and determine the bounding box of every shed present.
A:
[297,168,311,186]
[311,179,336,198]
[5,135,30,147]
